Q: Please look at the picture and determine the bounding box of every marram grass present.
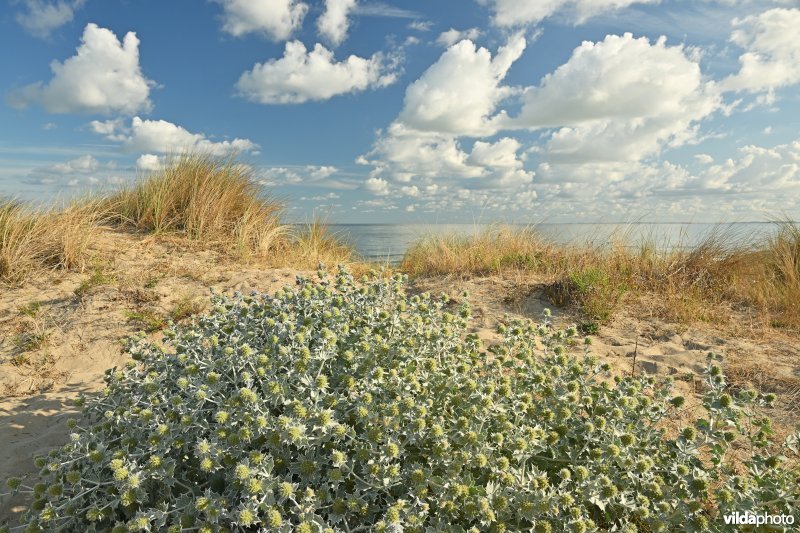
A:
[0,153,354,284]
[104,154,286,259]
[2,267,798,531]
[0,198,104,284]
[401,222,800,330]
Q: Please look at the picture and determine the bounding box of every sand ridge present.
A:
[2,231,798,525]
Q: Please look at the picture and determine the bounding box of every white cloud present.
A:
[92,117,259,156]
[236,41,398,104]
[467,137,535,187]
[721,8,800,96]
[9,23,153,115]
[398,33,526,136]
[136,154,162,172]
[522,137,800,221]
[408,20,433,32]
[510,33,720,162]
[24,154,99,185]
[365,125,533,189]
[260,165,337,183]
[52,154,98,174]
[400,185,420,197]
[367,126,480,183]
[215,0,308,41]
[362,31,716,200]
[307,165,338,180]
[436,27,482,48]
[697,138,800,192]
[361,35,535,195]
[353,2,418,18]
[477,0,658,26]
[258,165,357,189]
[89,118,124,136]
[317,0,357,46]
[365,176,390,195]
[15,0,85,38]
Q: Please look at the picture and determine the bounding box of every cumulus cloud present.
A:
[398,33,525,136]
[399,185,419,197]
[23,154,99,185]
[524,136,800,221]
[51,154,98,174]
[697,138,800,192]
[364,176,390,195]
[477,0,658,26]
[260,165,336,183]
[236,41,398,104]
[136,154,162,172]
[215,0,308,41]
[363,31,718,198]
[8,23,153,115]
[365,125,533,190]
[721,8,800,96]
[317,0,357,46]
[15,0,85,38]
[89,118,125,137]
[92,117,259,156]
[436,27,482,47]
[360,35,535,197]
[510,33,720,162]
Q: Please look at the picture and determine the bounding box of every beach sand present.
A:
[2,230,798,525]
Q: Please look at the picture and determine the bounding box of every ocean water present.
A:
[324,223,778,264]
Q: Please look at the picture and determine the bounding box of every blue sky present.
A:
[1,0,798,223]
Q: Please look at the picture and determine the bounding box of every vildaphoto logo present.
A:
[723,511,795,526]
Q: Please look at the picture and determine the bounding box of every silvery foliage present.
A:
[3,266,799,532]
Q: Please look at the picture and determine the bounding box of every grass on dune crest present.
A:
[0,199,104,284]
[1,153,354,285]
[401,222,800,331]
[104,154,287,258]
[277,220,355,269]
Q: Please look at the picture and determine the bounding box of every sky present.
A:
[1,0,798,223]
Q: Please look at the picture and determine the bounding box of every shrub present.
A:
[3,267,799,532]
[566,267,627,322]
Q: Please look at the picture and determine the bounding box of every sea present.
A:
[321,222,780,264]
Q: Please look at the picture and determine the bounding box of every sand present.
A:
[2,230,798,525]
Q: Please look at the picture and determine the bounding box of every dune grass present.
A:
[0,153,353,285]
[104,154,287,259]
[277,219,356,269]
[0,199,104,284]
[401,222,800,330]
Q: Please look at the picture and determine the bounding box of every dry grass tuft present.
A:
[105,154,285,259]
[402,223,800,331]
[1,153,359,286]
[762,221,800,328]
[39,199,106,272]
[0,200,41,284]
[276,220,355,269]
[401,225,560,277]
[0,199,103,285]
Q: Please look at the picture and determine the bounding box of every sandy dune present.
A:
[2,231,798,525]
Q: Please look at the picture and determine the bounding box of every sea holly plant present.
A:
[2,266,799,532]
